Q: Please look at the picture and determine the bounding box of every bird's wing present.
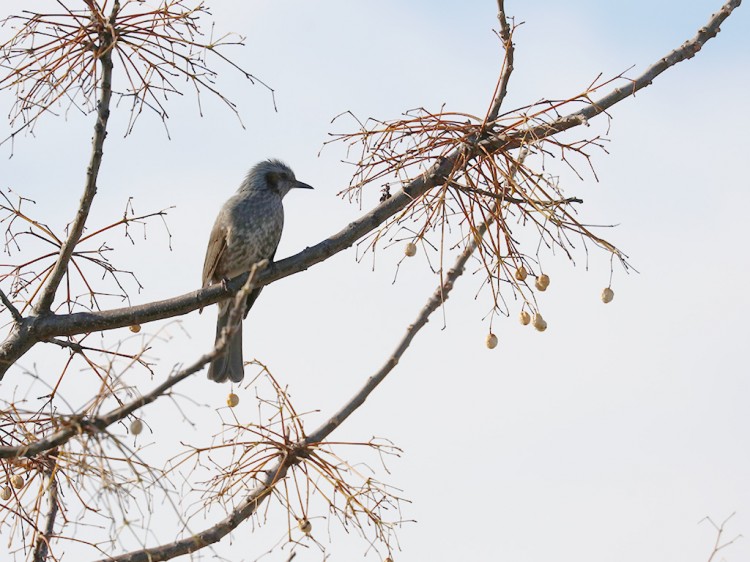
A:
[202,221,227,286]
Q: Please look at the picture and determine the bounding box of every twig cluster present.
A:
[0,0,271,143]
[330,68,633,317]
[0,191,171,316]
[171,362,407,560]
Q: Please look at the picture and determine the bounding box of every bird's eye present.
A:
[265,172,279,190]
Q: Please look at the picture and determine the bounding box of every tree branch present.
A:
[305,215,490,445]
[0,288,23,323]
[481,0,741,154]
[93,456,293,562]
[32,471,59,562]
[0,262,265,460]
[33,4,118,314]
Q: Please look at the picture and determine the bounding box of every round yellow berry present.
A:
[0,486,11,501]
[130,419,144,435]
[601,287,614,304]
[519,311,531,325]
[129,324,141,333]
[485,333,498,349]
[10,475,24,490]
[514,266,528,281]
[532,313,547,332]
[298,518,312,534]
[227,393,240,408]
[535,274,550,291]
[404,242,417,257]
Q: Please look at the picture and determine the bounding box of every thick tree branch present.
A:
[34,5,119,314]
[0,0,740,384]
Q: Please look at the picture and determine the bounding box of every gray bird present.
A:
[202,159,313,383]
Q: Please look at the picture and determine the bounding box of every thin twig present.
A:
[702,512,743,562]
[306,219,491,444]
[454,182,583,206]
[480,0,742,156]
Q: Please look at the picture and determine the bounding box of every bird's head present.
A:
[242,159,314,198]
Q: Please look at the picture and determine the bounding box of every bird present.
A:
[202,159,313,383]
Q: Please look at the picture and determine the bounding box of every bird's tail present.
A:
[208,302,245,383]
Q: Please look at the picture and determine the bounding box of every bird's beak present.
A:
[295,180,314,190]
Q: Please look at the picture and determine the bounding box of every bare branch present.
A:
[702,512,743,562]
[0,288,23,323]
[485,0,515,123]
[482,0,741,155]
[0,261,266,460]
[34,4,118,314]
[32,471,59,562]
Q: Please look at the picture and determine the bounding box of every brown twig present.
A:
[702,512,743,562]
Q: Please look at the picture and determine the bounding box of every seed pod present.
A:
[0,486,11,501]
[601,287,614,304]
[532,313,547,332]
[130,419,144,435]
[535,274,550,291]
[519,311,531,325]
[298,518,312,534]
[129,324,141,333]
[485,333,498,349]
[514,266,528,281]
[10,475,24,489]
[404,242,417,257]
[227,393,240,408]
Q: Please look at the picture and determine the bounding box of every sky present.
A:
[1,1,749,561]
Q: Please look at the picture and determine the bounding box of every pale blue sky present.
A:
[1,1,749,561]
